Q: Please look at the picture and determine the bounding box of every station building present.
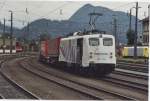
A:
[141,17,149,46]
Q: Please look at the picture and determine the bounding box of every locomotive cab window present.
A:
[89,38,99,46]
[103,38,113,46]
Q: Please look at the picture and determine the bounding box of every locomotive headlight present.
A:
[89,52,93,58]
[110,52,113,58]
[110,56,113,58]
[110,52,112,55]
[90,55,92,58]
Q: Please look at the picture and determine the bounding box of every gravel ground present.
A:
[0,58,94,100]
[0,73,31,99]
[27,57,148,101]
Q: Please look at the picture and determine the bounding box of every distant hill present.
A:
[0,4,142,44]
[0,22,21,37]
[20,19,84,39]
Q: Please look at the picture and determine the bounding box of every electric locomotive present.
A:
[39,31,116,75]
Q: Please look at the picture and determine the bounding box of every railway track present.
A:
[108,72,148,86]
[18,62,103,99]
[115,68,148,79]
[104,74,148,92]
[117,61,148,73]
[19,58,147,100]
[0,72,40,99]
[0,56,147,100]
[117,61,148,67]
[39,61,148,92]
[0,95,4,99]
[0,56,40,99]
[36,58,148,90]
[114,69,148,80]
[40,62,148,91]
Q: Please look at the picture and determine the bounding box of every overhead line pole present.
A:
[129,9,132,31]
[114,18,117,47]
[26,8,29,52]
[134,2,139,59]
[9,10,13,54]
[113,15,117,48]
[3,18,5,54]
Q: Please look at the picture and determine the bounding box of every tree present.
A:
[39,33,51,41]
[126,29,135,45]
[2,33,11,38]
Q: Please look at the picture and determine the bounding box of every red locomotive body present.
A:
[16,42,23,52]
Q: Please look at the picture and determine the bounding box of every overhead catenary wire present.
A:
[0,1,144,35]
[39,2,71,19]
[0,1,71,25]
[13,2,136,25]
[0,2,134,23]
[0,1,143,44]
[111,2,136,11]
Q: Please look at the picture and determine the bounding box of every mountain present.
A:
[69,4,142,43]
[20,19,84,39]
[10,4,142,43]
[0,22,21,37]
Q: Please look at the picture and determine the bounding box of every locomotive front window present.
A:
[89,38,99,46]
[103,38,113,46]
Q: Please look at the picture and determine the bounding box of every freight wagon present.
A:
[39,37,61,62]
[122,46,149,58]
[39,32,116,75]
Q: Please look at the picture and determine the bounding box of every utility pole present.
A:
[24,22,29,52]
[134,2,139,58]
[113,17,117,47]
[3,18,5,53]
[9,10,13,54]
[26,8,29,52]
[129,9,132,31]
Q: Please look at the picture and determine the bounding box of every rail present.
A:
[19,60,137,100]
[0,53,40,99]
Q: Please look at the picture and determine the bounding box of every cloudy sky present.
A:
[0,0,149,28]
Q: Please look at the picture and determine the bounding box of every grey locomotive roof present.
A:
[61,33,114,41]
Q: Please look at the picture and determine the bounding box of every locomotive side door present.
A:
[77,38,83,64]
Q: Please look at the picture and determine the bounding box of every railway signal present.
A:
[133,2,141,59]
